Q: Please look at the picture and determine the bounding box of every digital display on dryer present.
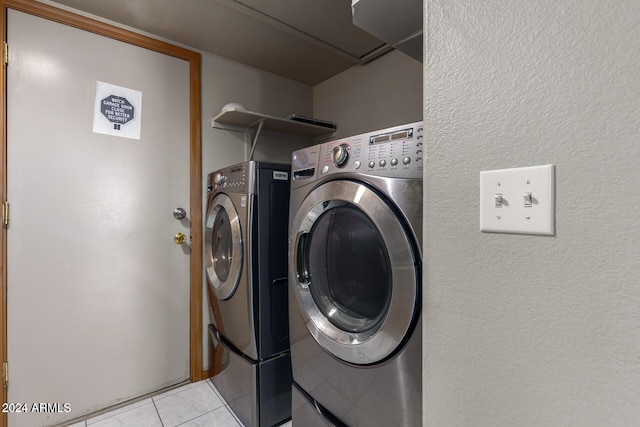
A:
[371,135,390,144]
[391,131,410,140]
[369,128,414,144]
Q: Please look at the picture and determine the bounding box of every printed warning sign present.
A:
[101,95,134,126]
[93,81,142,139]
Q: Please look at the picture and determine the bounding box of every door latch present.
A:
[2,201,9,227]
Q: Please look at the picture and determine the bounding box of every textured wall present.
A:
[423,1,640,426]
[313,49,422,139]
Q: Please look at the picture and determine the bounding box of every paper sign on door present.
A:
[93,81,142,140]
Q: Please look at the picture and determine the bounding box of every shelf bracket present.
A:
[249,119,265,160]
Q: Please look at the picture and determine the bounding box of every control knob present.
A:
[214,173,226,185]
[332,144,350,168]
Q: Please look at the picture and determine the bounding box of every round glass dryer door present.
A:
[205,193,243,300]
[291,180,420,365]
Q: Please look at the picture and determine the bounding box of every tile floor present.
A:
[65,379,293,427]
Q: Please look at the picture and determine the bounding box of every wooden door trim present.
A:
[0,2,204,424]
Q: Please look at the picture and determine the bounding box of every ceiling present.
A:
[48,0,389,86]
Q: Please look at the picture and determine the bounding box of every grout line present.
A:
[152,381,200,402]
[154,380,228,427]
[206,379,244,426]
[82,380,190,425]
[173,407,218,427]
[151,398,165,427]
[69,380,224,427]
[205,378,226,403]
[227,405,244,427]
[86,399,154,425]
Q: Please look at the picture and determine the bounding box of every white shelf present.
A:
[211,107,335,139]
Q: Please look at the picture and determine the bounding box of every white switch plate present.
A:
[480,165,555,235]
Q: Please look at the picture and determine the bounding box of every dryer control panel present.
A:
[292,121,423,182]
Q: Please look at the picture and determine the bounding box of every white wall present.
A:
[201,52,313,369]
[313,49,422,139]
[423,1,640,426]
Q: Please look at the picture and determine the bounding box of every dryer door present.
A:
[290,180,420,365]
[205,193,243,300]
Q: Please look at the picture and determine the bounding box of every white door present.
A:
[6,10,191,426]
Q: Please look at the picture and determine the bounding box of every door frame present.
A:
[0,1,204,425]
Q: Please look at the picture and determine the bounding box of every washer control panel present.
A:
[318,121,423,179]
[207,162,252,194]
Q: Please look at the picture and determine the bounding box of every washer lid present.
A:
[205,193,243,301]
[290,179,420,365]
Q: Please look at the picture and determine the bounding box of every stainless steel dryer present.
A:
[288,122,423,426]
[205,161,292,427]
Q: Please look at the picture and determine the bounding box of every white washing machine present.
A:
[288,122,423,426]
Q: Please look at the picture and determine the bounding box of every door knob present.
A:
[173,207,187,220]
[174,232,187,244]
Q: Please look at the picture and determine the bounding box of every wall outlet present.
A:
[480,165,555,236]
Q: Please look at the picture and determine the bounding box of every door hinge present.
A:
[2,361,7,388]
[2,201,9,227]
[3,42,7,66]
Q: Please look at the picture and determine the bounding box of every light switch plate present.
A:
[480,165,555,235]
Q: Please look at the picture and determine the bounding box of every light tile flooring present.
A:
[65,379,293,427]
